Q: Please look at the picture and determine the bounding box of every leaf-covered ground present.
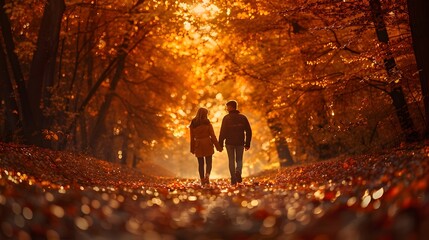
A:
[1,142,429,239]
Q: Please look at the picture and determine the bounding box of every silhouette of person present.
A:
[219,100,252,185]
[190,107,222,185]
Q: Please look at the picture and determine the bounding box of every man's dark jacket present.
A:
[219,110,252,148]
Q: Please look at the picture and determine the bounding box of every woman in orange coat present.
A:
[190,107,222,185]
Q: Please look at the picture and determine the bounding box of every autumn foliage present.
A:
[2,0,429,239]
[0,0,427,169]
[2,141,429,238]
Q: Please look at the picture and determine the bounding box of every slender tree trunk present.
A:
[407,0,429,138]
[57,4,97,150]
[132,154,139,168]
[88,37,129,153]
[86,1,146,154]
[120,131,129,165]
[369,0,418,142]
[79,115,88,151]
[267,118,294,167]
[76,42,95,152]
[0,41,20,141]
[27,0,65,145]
[64,1,145,151]
[389,86,418,141]
[103,135,115,162]
[0,0,33,142]
[58,55,118,150]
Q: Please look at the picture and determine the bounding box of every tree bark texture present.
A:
[0,0,33,142]
[369,0,418,142]
[407,0,429,138]
[0,40,20,141]
[267,119,294,167]
[27,0,65,144]
[89,44,128,153]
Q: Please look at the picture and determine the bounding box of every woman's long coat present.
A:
[190,122,221,158]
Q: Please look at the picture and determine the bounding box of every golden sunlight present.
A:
[191,0,220,19]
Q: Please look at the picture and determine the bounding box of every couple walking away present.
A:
[189,100,252,186]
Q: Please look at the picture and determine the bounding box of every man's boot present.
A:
[235,171,242,183]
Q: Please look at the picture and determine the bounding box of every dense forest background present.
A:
[1,0,428,178]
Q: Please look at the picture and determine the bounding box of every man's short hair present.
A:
[226,100,237,109]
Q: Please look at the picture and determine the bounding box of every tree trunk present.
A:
[78,115,88,151]
[88,45,128,153]
[267,118,294,167]
[0,41,20,141]
[58,56,118,150]
[0,0,33,142]
[85,1,145,154]
[120,131,129,165]
[407,0,429,138]
[369,0,418,142]
[27,0,65,145]
[389,86,419,141]
[132,154,139,168]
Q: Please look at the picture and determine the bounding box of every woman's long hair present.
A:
[190,107,210,128]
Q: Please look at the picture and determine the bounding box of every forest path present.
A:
[1,142,429,239]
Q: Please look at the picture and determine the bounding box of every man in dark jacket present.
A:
[219,100,252,185]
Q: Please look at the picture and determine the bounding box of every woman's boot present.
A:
[204,173,210,185]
